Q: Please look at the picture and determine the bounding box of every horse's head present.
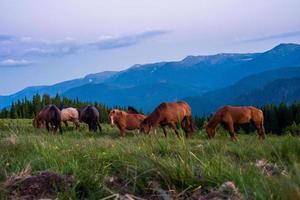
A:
[140,119,151,134]
[108,109,122,127]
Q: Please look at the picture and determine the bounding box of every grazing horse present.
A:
[33,104,62,133]
[206,106,265,141]
[78,105,102,132]
[60,107,80,129]
[140,101,194,137]
[109,109,146,136]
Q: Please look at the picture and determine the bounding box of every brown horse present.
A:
[206,106,265,141]
[140,101,194,137]
[33,104,62,133]
[61,107,80,129]
[109,109,146,136]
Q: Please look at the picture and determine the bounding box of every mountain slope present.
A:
[185,67,300,115]
[235,77,300,106]
[0,71,117,109]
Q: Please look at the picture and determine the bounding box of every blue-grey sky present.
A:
[1,0,300,95]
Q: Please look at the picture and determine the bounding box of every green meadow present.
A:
[0,119,300,199]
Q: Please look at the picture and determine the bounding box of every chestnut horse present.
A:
[109,109,146,136]
[206,106,265,141]
[33,104,62,133]
[61,107,80,129]
[78,105,102,132]
[140,101,194,137]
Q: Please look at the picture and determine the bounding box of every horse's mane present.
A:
[143,102,167,126]
[127,106,139,114]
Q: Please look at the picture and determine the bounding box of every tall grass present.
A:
[0,119,300,199]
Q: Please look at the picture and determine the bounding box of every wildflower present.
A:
[6,162,10,167]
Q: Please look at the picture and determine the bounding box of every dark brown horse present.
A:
[78,105,102,132]
[140,101,194,137]
[33,104,62,133]
[206,106,265,141]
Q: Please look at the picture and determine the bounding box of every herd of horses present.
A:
[32,101,266,140]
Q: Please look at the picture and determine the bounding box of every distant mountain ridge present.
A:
[1,43,300,112]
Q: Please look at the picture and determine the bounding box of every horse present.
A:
[78,105,102,132]
[206,106,265,141]
[60,107,80,129]
[109,109,146,136]
[140,101,194,137]
[33,104,62,133]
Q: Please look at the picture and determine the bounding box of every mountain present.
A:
[235,77,300,106]
[105,43,300,91]
[0,71,117,109]
[63,82,201,111]
[185,66,300,116]
[1,43,300,111]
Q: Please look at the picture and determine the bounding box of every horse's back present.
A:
[219,105,263,123]
[155,101,191,121]
[80,106,99,121]
[61,107,79,120]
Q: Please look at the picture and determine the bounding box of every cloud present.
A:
[0,33,15,42]
[1,30,169,58]
[0,59,34,67]
[88,30,169,50]
[240,31,300,43]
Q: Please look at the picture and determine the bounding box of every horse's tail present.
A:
[260,110,265,135]
[50,106,62,133]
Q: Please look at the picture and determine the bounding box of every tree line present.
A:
[0,94,118,123]
[1,94,300,135]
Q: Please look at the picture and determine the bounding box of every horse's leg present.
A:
[46,122,50,132]
[64,121,68,128]
[226,122,237,141]
[119,128,125,137]
[161,126,167,137]
[88,123,92,131]
[74,120,80,130]
[254,120,265,140]
[58,122,63,134]
[170,122,179,137]
[97,121,102,132]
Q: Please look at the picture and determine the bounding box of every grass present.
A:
[0,119,300,199]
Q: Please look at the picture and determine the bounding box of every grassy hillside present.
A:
[0,119,300,199]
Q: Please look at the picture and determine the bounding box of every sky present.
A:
[1,0,300,95]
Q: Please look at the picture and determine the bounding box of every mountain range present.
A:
[1,43,300,115]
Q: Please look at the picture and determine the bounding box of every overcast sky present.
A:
[1,0,300,95]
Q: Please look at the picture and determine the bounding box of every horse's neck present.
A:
[148,112,160,127]
[208,115,220,128]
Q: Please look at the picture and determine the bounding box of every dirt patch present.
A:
[255,159,287,176]
[104,177,243,200]
[2,165,74,200]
